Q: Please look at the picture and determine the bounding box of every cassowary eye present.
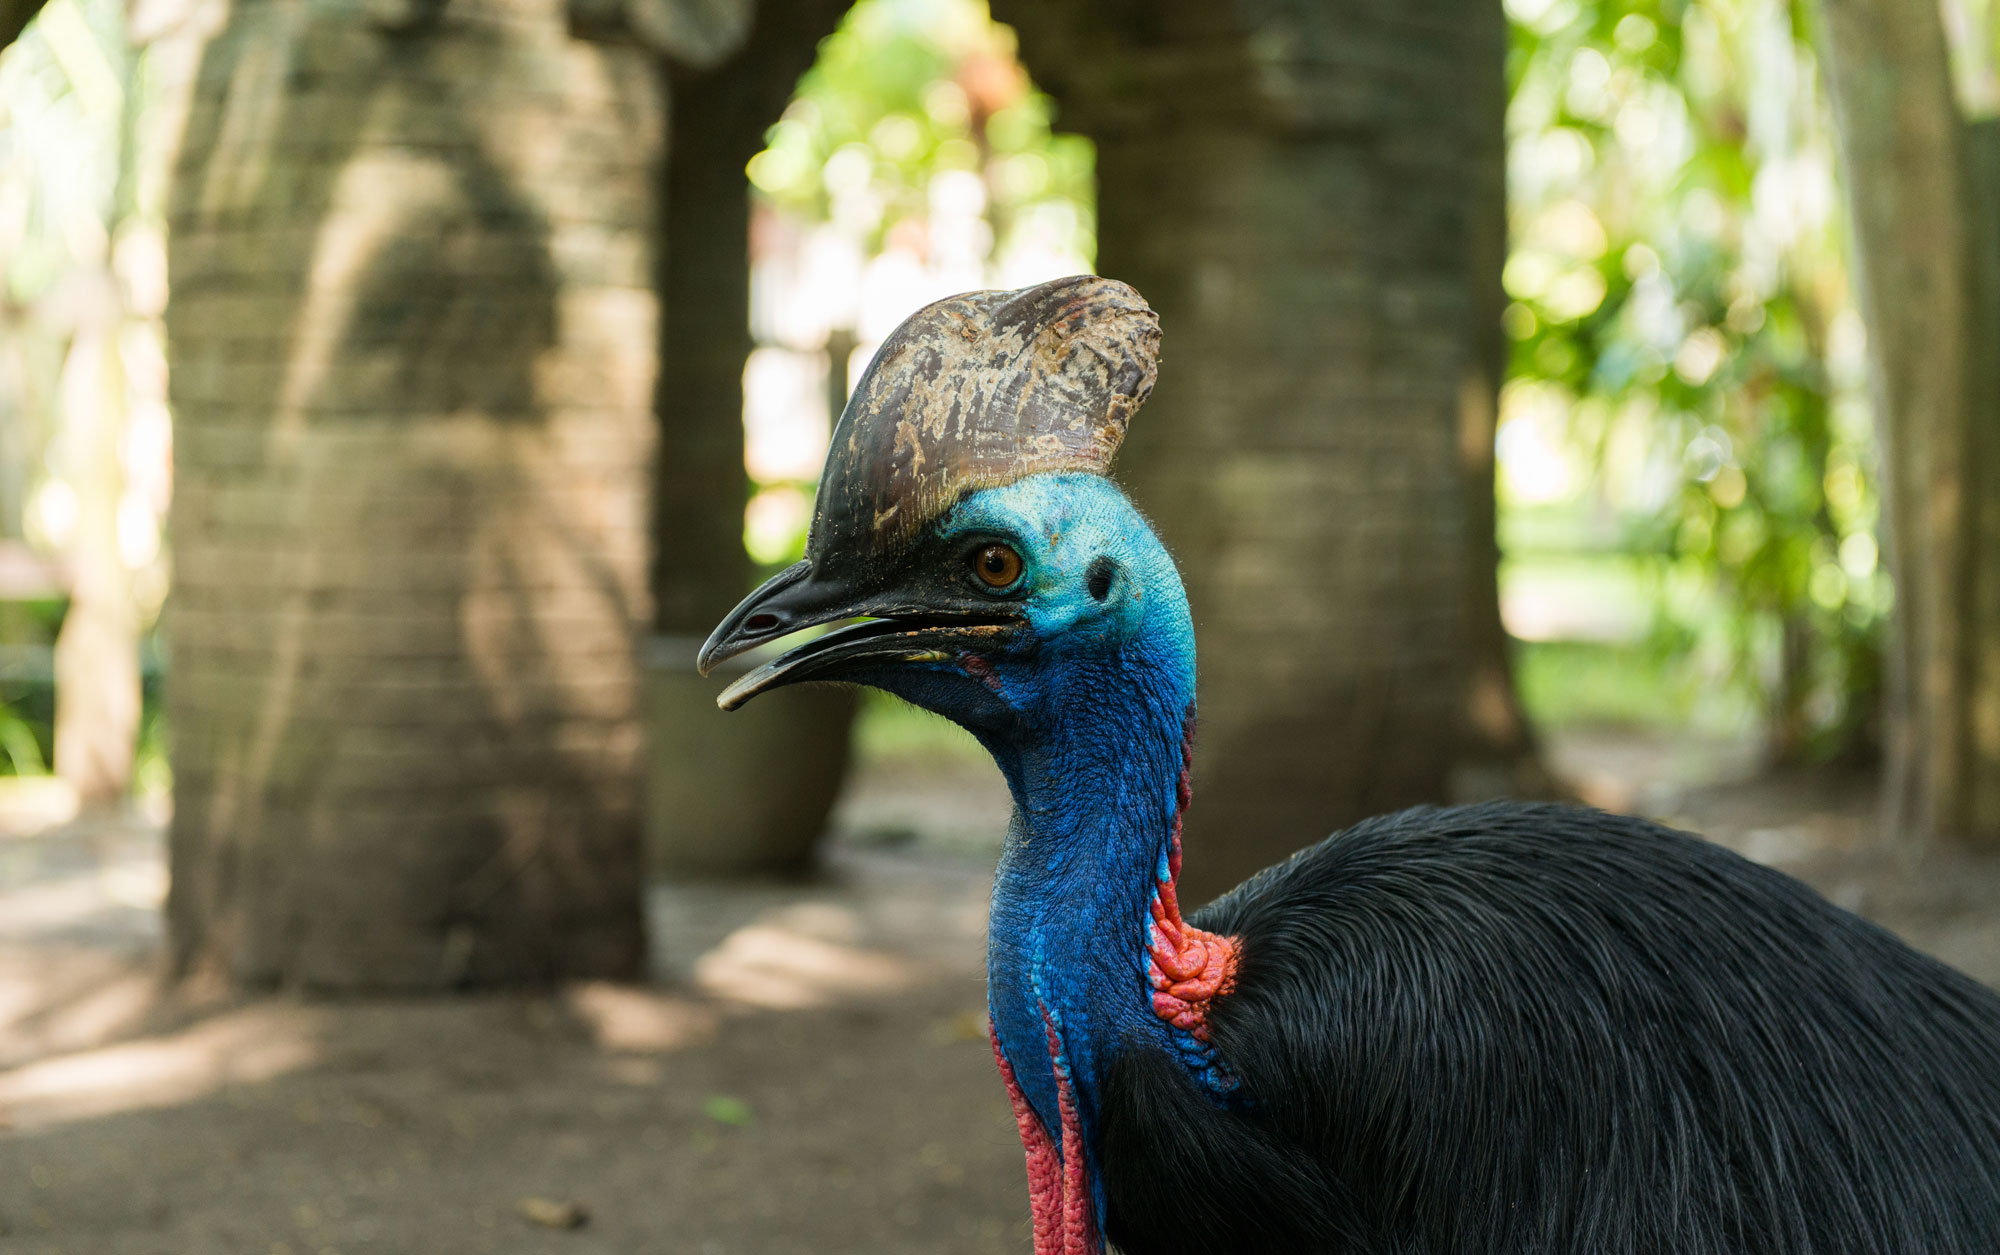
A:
[972,543,1024,589]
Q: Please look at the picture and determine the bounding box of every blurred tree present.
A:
[47,0,139,812]
[643,0,859,879]
[161,0,688,988]
[652,0,849,637]
[1815,0,2000,846]
[0,0,170,804]
[994,0,1537,899]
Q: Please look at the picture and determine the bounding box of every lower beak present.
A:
[713,618,1015,710]
[697,560,1020,710]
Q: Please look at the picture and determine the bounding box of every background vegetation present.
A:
[1,0,1969,782]
[715,0,1892,773]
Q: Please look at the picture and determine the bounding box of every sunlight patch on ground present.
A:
[563,980,718,1053]
[691,903,918,1010]
[0,778,79,833]
[0,1003,320,1130]
[0,953,155,1067]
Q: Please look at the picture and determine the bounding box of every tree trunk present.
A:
[996,0,1530,898]
[1454,0,1554,801]
[0,0,47,56]
[163,0,662,988]
[642,0,859,879]
[1972,121,2000,840]
[652,0,849,634]
[1816,0,2000,849]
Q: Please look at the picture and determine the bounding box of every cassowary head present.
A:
[698,275,1193,746]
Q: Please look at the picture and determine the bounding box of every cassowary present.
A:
[698,276,2000,1254]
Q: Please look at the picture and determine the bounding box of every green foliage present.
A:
[738,0,1096,576]
[0,694,47,773]
[746,0,1093,264]
[1516,638,1759,734]
[0,597,60,775]
[1503,0,1885,760]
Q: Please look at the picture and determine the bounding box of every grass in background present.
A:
[1515,638,1759,738]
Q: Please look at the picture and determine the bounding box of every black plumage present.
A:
[1101,801,2000,1254]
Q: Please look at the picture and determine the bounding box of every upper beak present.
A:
[697,560,1021,711]
[697,561,832,676]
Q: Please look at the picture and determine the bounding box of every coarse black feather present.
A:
[1098,801,2000,1255]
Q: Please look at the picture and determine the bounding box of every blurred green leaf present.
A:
[702,1095,753,1127]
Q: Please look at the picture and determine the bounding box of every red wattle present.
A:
[1145,717,1240,1042]
[991,1015,1101,1255]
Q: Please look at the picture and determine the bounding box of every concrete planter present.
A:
[642,635,857,879]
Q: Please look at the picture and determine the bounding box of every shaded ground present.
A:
[0,768,1023,1255]
[2,737,1998,1254]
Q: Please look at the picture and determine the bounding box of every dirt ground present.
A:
[2,736,1998,1255]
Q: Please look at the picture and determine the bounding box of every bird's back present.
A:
[1098,801,2000,1255]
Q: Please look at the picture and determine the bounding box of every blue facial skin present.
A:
[846,472,1206,1223]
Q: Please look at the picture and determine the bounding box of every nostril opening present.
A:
[1086,556,1118,602]
[745,613,782,632]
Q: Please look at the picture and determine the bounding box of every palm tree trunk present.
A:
[163,0,663,987]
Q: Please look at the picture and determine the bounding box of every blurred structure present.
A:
[160,0,666,987]
[0,0,172,811]
[645,0,856,878]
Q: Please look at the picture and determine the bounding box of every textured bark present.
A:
[163,0,662,987]
[1971,122,2000,840]
[1817,0,2000,848]
[996,0,1525,897]
[651,0,844,633]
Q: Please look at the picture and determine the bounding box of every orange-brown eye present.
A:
[972,543,1023,589]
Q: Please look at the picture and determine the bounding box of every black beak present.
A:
[697,560,1021,711]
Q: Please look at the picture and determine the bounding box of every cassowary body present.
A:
[700,277,2000,1253]
[1117,803,2000,1252]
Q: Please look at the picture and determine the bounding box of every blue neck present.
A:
[980,642,1202,1197]
[851,474,1217,1226]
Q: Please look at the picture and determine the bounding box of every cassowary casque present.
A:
[700,275,2000,1255]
